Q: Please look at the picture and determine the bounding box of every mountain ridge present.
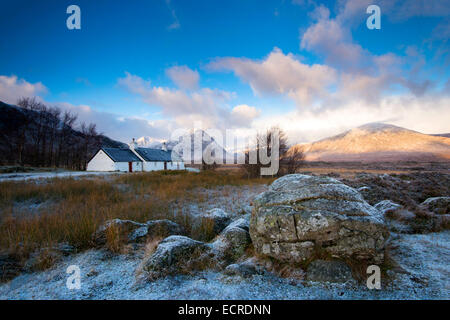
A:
[294,122,450,162]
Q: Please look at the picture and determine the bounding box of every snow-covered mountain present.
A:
[135,136,162,148]
[293,122,450,162]
[136,130,230,163]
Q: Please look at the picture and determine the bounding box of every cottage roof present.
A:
[134,147,173,162]
[102,148,142,162]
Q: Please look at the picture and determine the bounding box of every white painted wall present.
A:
[87,150,116,171]
[177,162,185,170]
[167,162,184,170]
[142,161,185,171]
[143,161,162,171]
[87,150,143,172]
[87,149,185,172]
[115,161,142,172]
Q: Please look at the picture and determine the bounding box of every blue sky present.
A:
[0,0,449,143]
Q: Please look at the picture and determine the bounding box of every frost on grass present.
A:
[1,232,448,300]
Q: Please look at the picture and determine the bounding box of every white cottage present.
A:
[87,141,185,172]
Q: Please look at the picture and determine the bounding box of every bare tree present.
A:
[280,145,305,174]
[240,126,289,178]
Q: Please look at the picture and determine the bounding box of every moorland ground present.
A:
[0,162,449,299]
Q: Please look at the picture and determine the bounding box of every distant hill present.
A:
[293,123,450,162]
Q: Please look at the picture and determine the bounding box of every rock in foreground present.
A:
[142,236,214,279]
[250,174,389,264]
[211,218,251,263]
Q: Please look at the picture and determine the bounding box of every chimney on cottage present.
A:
[162,141,167,151]
[129,138,137,150]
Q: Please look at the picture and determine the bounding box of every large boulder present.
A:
[212,218,251,262]
[421,197,450,215]
[142,236,214,279]
[250,174,389,264]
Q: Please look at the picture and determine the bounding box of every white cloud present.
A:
[118,72,262,130]
[166,65,199,90]
[300,5,368,71]
[118,72,230,124]
[230,104,261,127]
[207,48,337,109]
[0,75,47,104]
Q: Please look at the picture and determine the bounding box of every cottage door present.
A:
[128,162,133,172]
[164,162,167,170]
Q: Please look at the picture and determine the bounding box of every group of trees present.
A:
[1,97,102,170]
[240,126,305,178]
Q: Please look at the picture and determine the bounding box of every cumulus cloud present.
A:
[166,65,199,90]
[118,72,229,121]
[0,75,47,104]
[207,46,408,111]
[230,104,261,127]
[207,48,337,109]
[118,72,260,130]
[300,5,369,71]
[298,1,444,106]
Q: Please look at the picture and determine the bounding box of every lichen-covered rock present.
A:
[250,174,389,264]
[421,197,450,215]
[93,219,146,246]
[143,236,213,279]
[212,218,251,262]
[226,218,250,232]
[306,260,353,283]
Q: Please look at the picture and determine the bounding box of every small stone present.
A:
[306,260,353,283]
[421,197,450,215]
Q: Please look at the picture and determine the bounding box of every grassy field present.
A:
[0,170,274,261]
